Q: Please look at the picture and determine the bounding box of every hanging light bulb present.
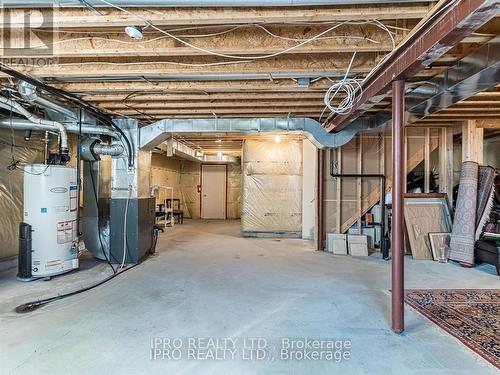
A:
[125,26,144,40]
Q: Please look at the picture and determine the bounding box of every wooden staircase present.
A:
[340,138,439,233]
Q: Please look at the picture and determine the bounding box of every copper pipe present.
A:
[391,79,405,334]
[316,148,325,251]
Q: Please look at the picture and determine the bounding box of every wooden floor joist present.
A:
[0,4,432,29]
[0,2,497,126]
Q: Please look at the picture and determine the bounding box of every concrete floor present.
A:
[0,219,499,374]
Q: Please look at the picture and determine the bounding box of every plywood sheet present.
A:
[404,198,452,260]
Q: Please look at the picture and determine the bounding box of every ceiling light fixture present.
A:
[215,139,222,144]
[125,26,144,40]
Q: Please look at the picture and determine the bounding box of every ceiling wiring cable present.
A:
[95,0,392,62]
[91,0,398,123]
[10,22,383,49]
[6,60,250,68]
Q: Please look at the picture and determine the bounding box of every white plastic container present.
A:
[24,164,79,277]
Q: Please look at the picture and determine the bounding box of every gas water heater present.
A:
[22,164,79,278]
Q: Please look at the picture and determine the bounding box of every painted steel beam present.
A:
[325,0,500,132]
[337,33,500,132]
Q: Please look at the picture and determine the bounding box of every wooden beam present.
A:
[99,100,339,109]
[6,53,381,79]
[475,119,500,128]
[3,25,396,58]
[462,120,484,163]
[424,128,430,193]
[133,112,319,119]
[0,5,431,29]
[51,80,333,94]
[439,127,454,201]
[83,92,329,102]
[429,114,500,119]
[114,107,327,115]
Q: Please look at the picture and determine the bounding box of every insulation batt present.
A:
[242,139,303,232]
[0,129,44,259]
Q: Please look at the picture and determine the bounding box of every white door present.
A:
[201,164,227,219]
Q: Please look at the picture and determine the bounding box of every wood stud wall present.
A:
[325,126,454,234]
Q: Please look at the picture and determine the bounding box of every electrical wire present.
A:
[88,161,117,274]
[0,63,134,168]
[95,0,393,62]
[8,23,382,50]
[118,184,132,272]
[90,0,398,122]
[14,226,159,314]
[319,20,396,122]
[15,262,133,314]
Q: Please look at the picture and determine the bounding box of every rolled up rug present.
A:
[475,165,496,239]
[449,161,478,265]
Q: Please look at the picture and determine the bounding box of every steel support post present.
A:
[391,80,405,333]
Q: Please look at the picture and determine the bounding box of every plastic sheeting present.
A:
[0,129,45,259]
[227,161,242,219]
[179,160,201,219]
[151,154,243,220]
[242,139,302,233]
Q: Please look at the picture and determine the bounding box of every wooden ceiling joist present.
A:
[0,4,432,29]
[11,53,382,79]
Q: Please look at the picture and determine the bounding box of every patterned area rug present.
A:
[476,165,496,239]
[450,161,478,264]
[405,289,500,369]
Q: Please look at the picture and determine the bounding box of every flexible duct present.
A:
[93,143,124,156]
[0,96,69,153]
[84,140,124,158]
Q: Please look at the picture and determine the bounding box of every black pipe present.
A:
[330,155,389,259]
[17,223,33,281]
[23,129,32,141]
[0,64,134,168]
[76,107,82,236]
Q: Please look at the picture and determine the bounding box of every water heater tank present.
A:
[23,164,79,277]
